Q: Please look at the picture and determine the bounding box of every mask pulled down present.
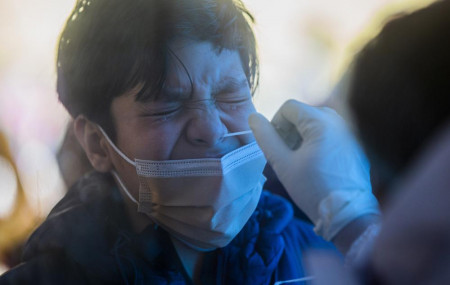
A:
[99,127,267,251]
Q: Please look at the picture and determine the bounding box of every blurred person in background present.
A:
[0,119,92,272]
[249,0,450,284]
[348,0,450,282]
[0,132,39,271]
[0,0,359,284]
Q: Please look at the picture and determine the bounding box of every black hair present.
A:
[349,0,450,181]
[57,0,258,140]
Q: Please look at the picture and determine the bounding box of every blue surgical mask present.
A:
[99,127,267,251]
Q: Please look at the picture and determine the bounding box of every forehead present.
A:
[162,40,247,96]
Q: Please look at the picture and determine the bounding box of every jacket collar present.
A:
[23,171,294,284]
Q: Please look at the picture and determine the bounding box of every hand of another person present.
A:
[249,100,379,241]
[305,250,359,285]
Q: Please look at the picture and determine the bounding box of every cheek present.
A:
[221,103,257,144]
[132,121,184,160]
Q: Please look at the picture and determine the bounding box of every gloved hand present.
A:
[248,100,379,240]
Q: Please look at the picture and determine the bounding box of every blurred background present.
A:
[0,0,435,273]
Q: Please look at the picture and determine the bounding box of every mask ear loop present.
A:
[111,170,139,205]
[111,170,138,205]
[96,125,136,166]
[96,125,139,204]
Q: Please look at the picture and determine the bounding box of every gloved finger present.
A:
[275,99,339,139]
[271,99,320,147]
[248,112,291,167]
[270,112,303,150]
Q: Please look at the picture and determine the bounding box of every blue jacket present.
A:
[0,172,336,285]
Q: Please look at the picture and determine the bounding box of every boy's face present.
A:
[107,40,256,199]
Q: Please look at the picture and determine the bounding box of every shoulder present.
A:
[5,172,128,284]
[23,171,124,258]
[0,252,99,285]
[54,171,117,210]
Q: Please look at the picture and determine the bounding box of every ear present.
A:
[73,115,113,172]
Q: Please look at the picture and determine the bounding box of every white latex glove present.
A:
[248,100,379,240]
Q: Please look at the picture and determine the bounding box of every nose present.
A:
[185,99,226,147]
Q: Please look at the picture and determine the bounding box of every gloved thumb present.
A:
[248,112,291,169]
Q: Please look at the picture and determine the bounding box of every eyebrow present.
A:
[161,86,192,101]
[161,77,249,101]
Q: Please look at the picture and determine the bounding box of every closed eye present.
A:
[143,107,182,117]
[138,101,183,118]
[215,93,252,104]
[217,97,250,104]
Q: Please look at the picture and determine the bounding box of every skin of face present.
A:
[106,40,257,207]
